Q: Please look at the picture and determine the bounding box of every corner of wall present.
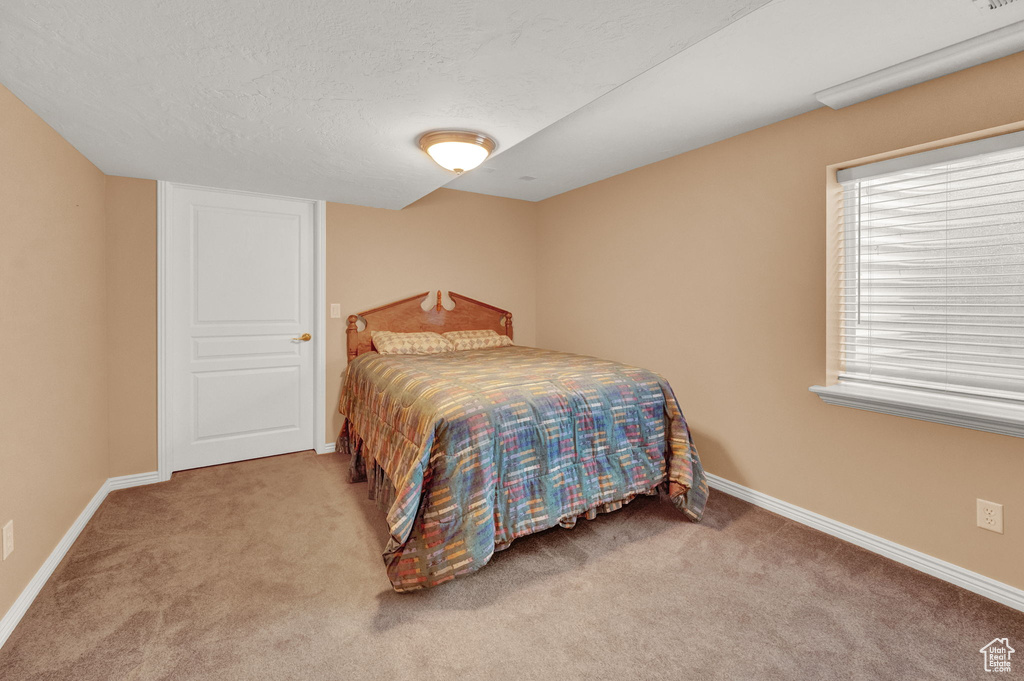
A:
[103,177,159,479]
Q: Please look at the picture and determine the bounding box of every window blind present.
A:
[839,132,1024,401]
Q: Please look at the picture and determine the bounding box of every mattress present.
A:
[338,345,708,591]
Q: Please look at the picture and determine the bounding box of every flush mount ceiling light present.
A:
[418,131,496,174]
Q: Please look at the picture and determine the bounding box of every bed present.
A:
[338,291,707,591]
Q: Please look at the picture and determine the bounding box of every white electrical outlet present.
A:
[2,520,12,560]
[977,499,1004,534]
[330,303,341,319]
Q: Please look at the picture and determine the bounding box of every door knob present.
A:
[292,333,312,341]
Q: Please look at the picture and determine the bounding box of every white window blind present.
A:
[838,131,1024,402]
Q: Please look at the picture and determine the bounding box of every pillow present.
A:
[442,329,515,351]
[371,331,454,355]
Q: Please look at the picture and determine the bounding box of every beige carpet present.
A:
[0,451,1020,680]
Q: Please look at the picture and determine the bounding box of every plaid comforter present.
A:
[338,346,707,591]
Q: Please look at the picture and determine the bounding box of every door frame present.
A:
[156,181,328,481]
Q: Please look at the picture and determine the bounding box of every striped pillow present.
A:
[372,331,454,355]
[442,329,514,351]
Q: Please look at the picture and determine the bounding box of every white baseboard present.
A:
[0,483,105,650]
[706,473,1024,613]
[317,442,336,454]
[107,471,162,491]
[0,470,160,650]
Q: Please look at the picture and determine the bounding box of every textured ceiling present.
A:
[2,0,1024,209]
[0,0,769,209]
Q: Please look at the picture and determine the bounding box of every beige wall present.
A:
[535,53,1024,589]
[5,49,1022,626]
[106,177,158,477]
[326,189,539,441]
[0,85,110,616]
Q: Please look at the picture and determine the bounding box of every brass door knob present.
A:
[292,333,312,341]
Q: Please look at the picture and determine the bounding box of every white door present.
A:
[167,186,317,471]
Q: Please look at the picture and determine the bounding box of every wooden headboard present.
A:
[346,291,513,362]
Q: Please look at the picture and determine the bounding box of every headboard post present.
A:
[505,313,514,341]
[346,315,360,363]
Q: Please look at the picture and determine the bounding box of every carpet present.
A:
[0,451,1020,680]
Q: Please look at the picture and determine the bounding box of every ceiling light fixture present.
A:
[418,130,496,174]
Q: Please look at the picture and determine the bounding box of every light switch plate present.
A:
[330,303,341,319]
[2,520,12,560]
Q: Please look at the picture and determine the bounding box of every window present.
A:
[811,130,1024,437]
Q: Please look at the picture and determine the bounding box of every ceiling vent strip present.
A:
[975,0,1019,9]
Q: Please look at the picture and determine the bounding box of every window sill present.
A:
[809,382,1024,439]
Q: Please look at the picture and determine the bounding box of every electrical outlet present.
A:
[330,303,341,319]
[2,520,12,560]
[977,499,1004,534]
